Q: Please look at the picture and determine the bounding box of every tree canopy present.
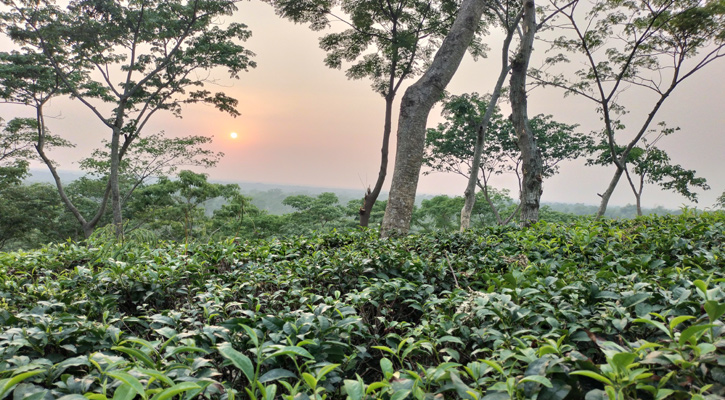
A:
[0,0,256,235]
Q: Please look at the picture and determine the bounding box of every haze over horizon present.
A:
[2,1,723,211]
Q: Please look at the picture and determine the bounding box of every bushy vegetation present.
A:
[5,171,687,252]
[1,211,723,399]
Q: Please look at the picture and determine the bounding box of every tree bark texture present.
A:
[380,0,487,237]
[509,0,542,228]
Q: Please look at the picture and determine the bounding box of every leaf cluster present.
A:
[1,212,724,398]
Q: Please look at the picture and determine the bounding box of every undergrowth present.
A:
[0,211,723,399]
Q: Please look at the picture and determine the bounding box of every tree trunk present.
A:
[460,19,518,231]
[110,127,123,237]
[510,0,541,228]
[596,166,624,218]
[636,195,642,216]
[34,104,110,238]
[623,165,645,217]
[359,94,394,227]
[381,0,487,237]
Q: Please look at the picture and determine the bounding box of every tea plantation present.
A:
[1,212,723,400]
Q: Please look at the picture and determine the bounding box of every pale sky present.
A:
[2,1,724,210]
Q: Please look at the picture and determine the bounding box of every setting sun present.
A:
[230,132,238,139]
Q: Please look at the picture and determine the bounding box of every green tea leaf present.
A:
[520,375,553,388]
[268,346,314,360]
[301,373,317,389]
[610,352,636,373]
[570,371,613,385]
[371,346,395,355]
[259,368,297,383]
[0,370,44,399]
[480,360,505,376]
[112,383,138,400]
[343,379,364,400]
[169,346,209,357]
[316,364,339,380]
[380,358,394,379]
[679,324,715,347]
[240,324,260,348]
[149,382,200,400]
[107,371,146,400]
[112,346,156,368]
[136,369,175,387]
[669,315,695,331]
[218,344,254,382]
[704,301,725,322]
[693,280,709,300]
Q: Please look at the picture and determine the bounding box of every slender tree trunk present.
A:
[460,22,517,230]
[110,127,123,237]
[360,94,394,227]
[381,0,487,237]
[34,104,111,238]
[623,165,644,216]
[636,195,642,216]
[477,178,504,225]
[596,142,621,219]
[510,0,541,228]
[596,166,624,218]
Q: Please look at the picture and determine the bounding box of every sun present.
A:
[230,132,238,139]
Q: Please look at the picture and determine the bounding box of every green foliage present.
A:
[282,192,351,233]
[0,118,73,187]
[79,132,224,183]
[588,126,709,207]
[413,195,465,233]
[424,93,593,225]
[1,212,724,399]
[0,183,65,250]
[266,0,480,96]
[425,93,593,182]
[1,0,256,233]
[716,191,725,209]
[127,170,241,241]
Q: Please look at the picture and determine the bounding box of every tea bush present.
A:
[0,211,723,399]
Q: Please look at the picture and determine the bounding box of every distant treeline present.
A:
[211,188,681,219]
[2,171,694,252]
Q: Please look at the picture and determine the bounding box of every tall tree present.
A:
[459,0,521,230]
[0,51,105,232]
[588,127,709,215]
[381,0,488,237]
[509,0,540,227]
[531,0,725,217]
[265,0,483,227]
[424,93,592,225]
[1,0,255,235]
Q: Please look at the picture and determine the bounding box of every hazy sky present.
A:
[2,1,723,210]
